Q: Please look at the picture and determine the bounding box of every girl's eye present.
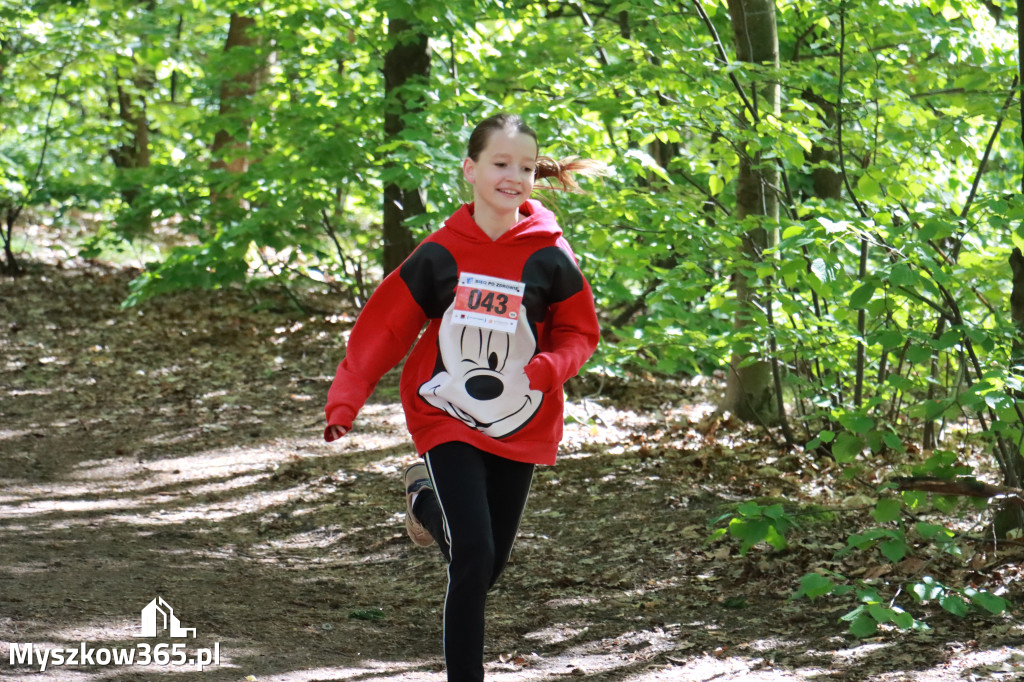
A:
[524,167,534,174]
[495,162,506,168]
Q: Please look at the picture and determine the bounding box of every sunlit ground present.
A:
[2,259,1022,681]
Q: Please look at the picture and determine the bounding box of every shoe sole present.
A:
[404,463,435,547]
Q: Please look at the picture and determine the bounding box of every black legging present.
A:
[412,441,535,682]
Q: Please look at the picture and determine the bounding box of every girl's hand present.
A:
[324,424,350,442]
[524,353,556,393]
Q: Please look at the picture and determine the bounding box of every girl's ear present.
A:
[462,157,476,184]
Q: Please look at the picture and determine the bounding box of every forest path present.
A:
[1,262,1019,681]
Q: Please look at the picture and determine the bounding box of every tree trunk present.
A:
[109,66,153,234]
[211,12,264,206]
[108,0,155,233]
[1013,249,1024,360]
[381,14,430,275]
[2,210,20,275]
[994,0,1024,532]
[721,0,780,423]
[807,97,842,200]
[1007,248,1024,492]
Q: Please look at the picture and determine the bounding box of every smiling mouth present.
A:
[449,395,535,430]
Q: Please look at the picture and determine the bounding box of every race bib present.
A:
[452,272,525,333]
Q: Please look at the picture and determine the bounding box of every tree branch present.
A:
[952,76,1019,261]
[690,0,758,123]
[835,4,867,221]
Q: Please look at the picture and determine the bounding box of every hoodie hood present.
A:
[444,200,563,243]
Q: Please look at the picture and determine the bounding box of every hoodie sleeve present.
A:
[324,271,427,439]
[524,241,600,392]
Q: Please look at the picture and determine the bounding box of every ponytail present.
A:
[535,155,608,194]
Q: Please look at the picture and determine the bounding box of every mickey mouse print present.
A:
[419,301,543,438]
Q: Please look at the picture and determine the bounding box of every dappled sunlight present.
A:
[0,427,47,442]
[32,618,142,646]
[523,623,589,646]
[0,435,413,530]
[486,628,679,678]
[542,596,601,609]
[5,388,54,398]
[4,264,1022,682]
[0,494,154,520]
[824,640,895,663]
[620,655,809,681]
[231,661,442,682]
[111,483,323,527]
[0,481,99,509]
[1,671,96,681]
[943,645,1024,679]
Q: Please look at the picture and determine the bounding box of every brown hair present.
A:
[466,113,606,194]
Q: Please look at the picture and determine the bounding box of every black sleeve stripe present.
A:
[399,242,459,318]
[521,246,585,323]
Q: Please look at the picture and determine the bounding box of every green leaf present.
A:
[785,143,806,168]
[915,522,950,540]
[846,415,875,435]
[856,173,881,199]
[921,399,949,420]
[796,572,836,599]
[709,175,725,196]
[891,609,915,629]
[940,594,969,617]
[912,577,945,602]
[348,608,385,621]
[625,149,671,183]
[889,263,919,286]
[964,589,1007,615]
[849,283,877,309]
[833,433,864,463]
[849,612,879,638]
[737,501,762,517]
[872,498,902,524]
[882,431,905,451]
[731,518,772,555]
[765,523,788,551]
[782,224,805,240]
[906,343,933,364]
[867,603,895,624]
[880,536,908,562]
[872,329,905,348]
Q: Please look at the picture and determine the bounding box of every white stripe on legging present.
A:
[423,451,454,667]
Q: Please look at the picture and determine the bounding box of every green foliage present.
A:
[796,568,1008,638]
[8,0,1021,641]
[11,0,1017,426]
[710,501,796,555]
[792,492,1009,637]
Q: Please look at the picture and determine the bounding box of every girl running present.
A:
[324,113,602,681]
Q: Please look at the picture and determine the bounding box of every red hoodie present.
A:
[324,199,599,465]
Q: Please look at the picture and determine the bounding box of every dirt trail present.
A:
[1,262,1021,681]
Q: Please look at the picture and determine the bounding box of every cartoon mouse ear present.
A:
[521,246,585,321]
[400,243,459,318]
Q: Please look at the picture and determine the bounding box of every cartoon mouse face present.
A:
[419,303,542,438]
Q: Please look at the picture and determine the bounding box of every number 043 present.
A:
[465,288,509,315]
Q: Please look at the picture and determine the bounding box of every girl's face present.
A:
[463,129,538,216]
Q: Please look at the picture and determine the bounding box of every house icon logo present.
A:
[140,597,196,638]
